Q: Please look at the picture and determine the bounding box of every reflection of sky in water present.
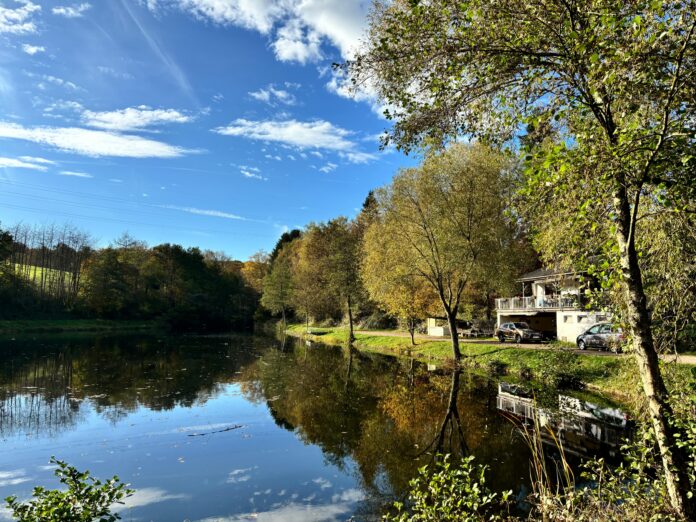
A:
[0,334,630,520]
[0,383,365,521]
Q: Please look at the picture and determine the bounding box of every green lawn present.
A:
[286,324,693,404]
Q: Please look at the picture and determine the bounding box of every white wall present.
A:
[556,311,610,342]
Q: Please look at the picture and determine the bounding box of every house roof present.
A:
[516,267,575,282]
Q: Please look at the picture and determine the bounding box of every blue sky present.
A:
[0,0,414,259]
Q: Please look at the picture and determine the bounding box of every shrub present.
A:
[384,454,511,521]
[5,457,133,522]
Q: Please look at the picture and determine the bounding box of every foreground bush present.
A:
[5,458,132,522]
[385,455,511,521]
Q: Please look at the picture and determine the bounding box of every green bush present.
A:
[5,458,133,522]
[385,455,511,521]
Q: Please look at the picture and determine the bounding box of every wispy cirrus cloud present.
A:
[160,205,247,220]
[52,3,91,18]
[215,118,377,163]
[59,170,92,178]
[0,156,48,171]
[0,121,191,158]
[82,106,192,131]
[0,1,41,35]
[19,155,56,165]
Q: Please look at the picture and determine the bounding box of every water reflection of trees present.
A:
[0,334,263,437]
[241,338,531,502]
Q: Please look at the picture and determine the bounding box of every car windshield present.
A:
[513,322,530,329]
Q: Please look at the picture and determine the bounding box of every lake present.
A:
[0,333,631,521]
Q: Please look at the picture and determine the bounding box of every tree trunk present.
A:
[446,310,462,361]
[281,307,286,331]
[408,319,416,346]
[347,296,355,344]
[614,187,694,518]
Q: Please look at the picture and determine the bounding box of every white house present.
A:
[495,268,609,342]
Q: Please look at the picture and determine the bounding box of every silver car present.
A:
[576,322,624,352]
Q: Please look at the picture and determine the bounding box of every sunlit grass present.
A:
[286,323,693,403]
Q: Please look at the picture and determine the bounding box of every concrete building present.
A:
[495,268,609,342]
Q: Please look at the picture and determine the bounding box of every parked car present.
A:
[576,322,624,352]
[495,322,543,343]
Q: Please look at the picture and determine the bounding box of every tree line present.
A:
[260,143,535,354]
[0,226,260,331]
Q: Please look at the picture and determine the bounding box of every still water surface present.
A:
[0,333,630,521]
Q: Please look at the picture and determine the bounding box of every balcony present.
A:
[495,295,583,312]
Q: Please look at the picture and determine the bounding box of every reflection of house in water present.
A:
[496,383,632,459]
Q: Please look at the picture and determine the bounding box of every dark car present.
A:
[576,322,624,352]
[495,322,543,343]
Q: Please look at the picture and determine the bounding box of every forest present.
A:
[0,224,260,331]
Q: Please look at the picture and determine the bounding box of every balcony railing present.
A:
[496,295,582,312]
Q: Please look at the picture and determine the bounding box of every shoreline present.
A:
[0,319,159,335]
[285,324,694,406]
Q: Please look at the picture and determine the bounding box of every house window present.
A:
[577,315,588,323]
[563,315,572,323]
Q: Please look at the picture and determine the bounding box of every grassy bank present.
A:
[0,319,158,334]
[287,324,694,405]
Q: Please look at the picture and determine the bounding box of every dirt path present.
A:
[356,329,696,364]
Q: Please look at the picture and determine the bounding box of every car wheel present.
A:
[578,340,586,350]
[515,334,522,344]
[498,334,505,343]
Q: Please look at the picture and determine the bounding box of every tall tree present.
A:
[351,1,696,514]
[302,218,365,343]
[367,143,513,358]
[361,227,437,344]
[261,249,294,328]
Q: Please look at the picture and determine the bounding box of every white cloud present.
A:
[326,66,389,119]
[52,3,91,18]
[22,43,44,55]
[97,66,133,80]
[215,118,378,163]
[19,155,56,165]
[25,72,80,91]
[146,1,369,62]
[216,118,354,151]
[0,121,190,158]
[272,18,321,64]
[82,105,191,131]
[338,150,377,163]
[240,167,266,180]
[249,85,296,106]
[319,162,337,173]
[160,205,246,220]
[155,0,283,33]
[59,170,92,178]
[0,156,48,170]
[0,1,40,35]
